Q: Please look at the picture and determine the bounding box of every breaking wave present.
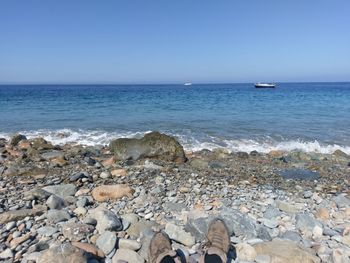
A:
[0,129,349,155]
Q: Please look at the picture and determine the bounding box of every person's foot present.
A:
[149,232,180,263]
[200,218,230,263]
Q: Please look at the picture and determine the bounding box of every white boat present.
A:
[255,83,276,88]
[184,82,192,86]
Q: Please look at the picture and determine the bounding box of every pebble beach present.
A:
[0,132,349,263]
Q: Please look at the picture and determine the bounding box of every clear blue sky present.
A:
[0,0,349,84]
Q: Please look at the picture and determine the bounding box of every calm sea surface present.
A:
[0,83,349,153]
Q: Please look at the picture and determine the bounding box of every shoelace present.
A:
[211,232,224,248]
[203,231,224,251]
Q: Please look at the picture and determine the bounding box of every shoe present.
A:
[200,218,230,263]
[149,231,181,263]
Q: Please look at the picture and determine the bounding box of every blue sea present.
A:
[0,83,349,154]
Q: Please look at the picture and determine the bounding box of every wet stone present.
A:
[279,169,320,181]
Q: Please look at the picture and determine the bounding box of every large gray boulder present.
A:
[109,131,186,163]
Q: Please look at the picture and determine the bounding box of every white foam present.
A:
[0,129,151,147]
[222,139,350,154]
[0,129,349,155]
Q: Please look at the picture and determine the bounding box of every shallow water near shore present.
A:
[1,82,350,153]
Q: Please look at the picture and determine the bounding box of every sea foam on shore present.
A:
[1,129,349,154]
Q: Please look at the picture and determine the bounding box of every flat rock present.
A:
[163,202,187,213]
[37,226,58,237]
[220,208,257,238]
[185,216,212,242]
[165,223,195,247]
[37,243,88,263]
[333,194,350,208]
[10,232,33,248]
[276,200,301,214]
[118,238,142,251]
[120,213,139,225]
[0,205,46,224]
[41,150,64,160]
[236,243,257,261]
[0,248,14,259]
[71,242,105,258]
[253,239,320,263]
[112,248,145,263]
[126,219,158,238]
[256,226,272,241]
[263,218,278,229]
[185,208,257,241]
[22,252,43,262]
[281,231,302,243]
[42,184,77,198]
[47,209,71,223]
[62,222,94,241]
[296,213,322,233]
[96,231,117,255]
[91,184,134,202]
[263,205,282,219]
[23,189,51,201]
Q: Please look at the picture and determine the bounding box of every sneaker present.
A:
[200,218,230,263]
[149,232,180,263]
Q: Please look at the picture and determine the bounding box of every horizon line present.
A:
[1,80,350,86]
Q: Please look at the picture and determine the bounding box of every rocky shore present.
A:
[0,132,349,263]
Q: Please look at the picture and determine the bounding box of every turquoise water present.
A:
[0,83,349,153]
